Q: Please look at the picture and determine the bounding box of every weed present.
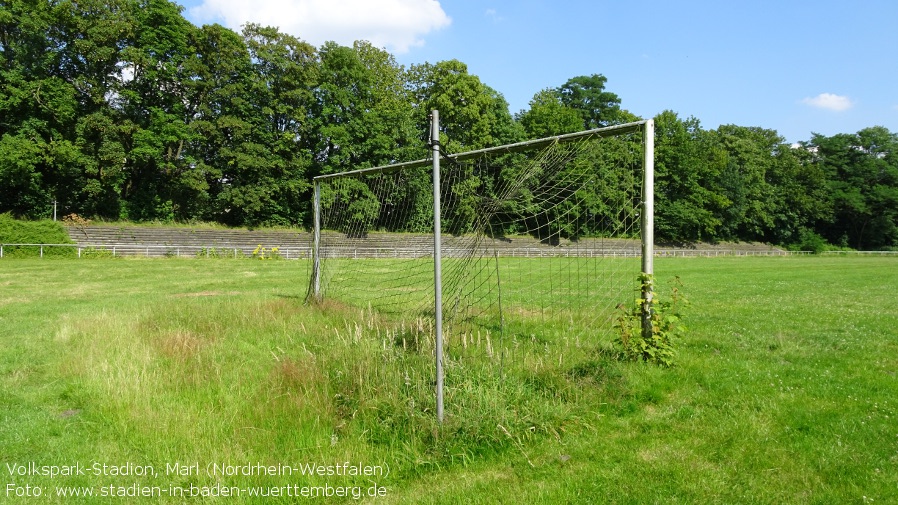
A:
[614,274,688,366]
[252,244,281,260]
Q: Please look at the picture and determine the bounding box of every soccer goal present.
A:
[309,111,654,422]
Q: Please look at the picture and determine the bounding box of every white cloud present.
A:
[189,0,451,53]
[485,8,503,22]
[801,93,854,112]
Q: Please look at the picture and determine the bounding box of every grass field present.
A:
[319,254,642,347]
[1,256,896,503]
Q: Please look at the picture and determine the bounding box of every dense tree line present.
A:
[2,0,896,249]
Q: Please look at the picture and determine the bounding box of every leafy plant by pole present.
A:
[614,274,687,367]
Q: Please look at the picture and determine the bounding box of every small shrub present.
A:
[80,246,115,259]
[196,247,224,259]
[195,247,244,259]
[795,229,828,254]
[252,245,281,260]
[613,274,688,367]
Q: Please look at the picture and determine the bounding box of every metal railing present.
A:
[0,243,312,259]
[820,250,898,256]
[4,243,894,260]
[655,249,804,257]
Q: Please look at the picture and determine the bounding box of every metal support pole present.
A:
[311,180,322,302]
[641,119,655,340]
[494,250,505,382]
[431,110,444,424]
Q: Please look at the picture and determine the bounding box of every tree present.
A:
[517,88,583,139]
[762,141,831,246]
[710,125,785,241]
[117,0,204,221]
[406,59,521,234]
[241,23,318,226]
[0,0,136,219]
[809,127,898,249]
[652,110,728,242]
[558,74,623,129]
[312,41,419,174]
[185,23,258,225]
[407,59,518,152]
[309,41,424,232]
[0,133,47,216]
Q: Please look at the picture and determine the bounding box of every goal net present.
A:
[309,116,653,420]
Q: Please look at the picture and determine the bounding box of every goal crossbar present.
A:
[312,120,649,182]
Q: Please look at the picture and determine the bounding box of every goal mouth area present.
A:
[310,120,651,335]
[309,115,653,423]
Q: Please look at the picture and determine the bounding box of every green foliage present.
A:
[0,135,48,218]
[195,247,243,259]
[809,127,898,250]
[79,246,115,258]
[407,59,520,153]
[517,88,583,138]
[614,274,687,366]
[557,73,623,129]
[0,211,63,243]
[1,0,897,251]
[790,229,828,253]
[653,111,728,242]
[0,213,76,257]
[251,244,281,260]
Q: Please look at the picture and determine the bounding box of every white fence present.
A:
[820,250,898,256]
[0,243,313,259]
[3,243,896,259]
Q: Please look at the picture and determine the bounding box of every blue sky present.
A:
[177,0,898,144]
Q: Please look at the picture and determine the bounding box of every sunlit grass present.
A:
[1,256,896,503]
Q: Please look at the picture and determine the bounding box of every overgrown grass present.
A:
[0,213,75,258]
[1,256,896,503]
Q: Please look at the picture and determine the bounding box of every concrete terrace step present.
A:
[63,225,786,259]
[65,225,313,258]
[66,226,310,246]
